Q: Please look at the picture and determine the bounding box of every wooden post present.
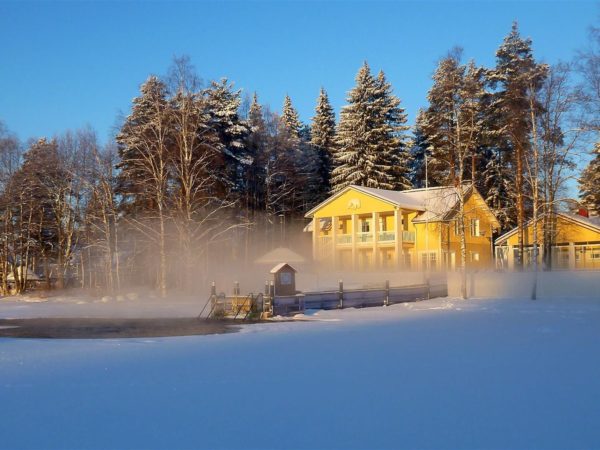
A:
[211,281,216,296]
[385,280,389,306]
[338,279,344,309]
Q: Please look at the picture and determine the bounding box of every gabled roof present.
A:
[270,263,297,274]
[305,184,499,228]
[304,185,426,218]
[494,212,600,245]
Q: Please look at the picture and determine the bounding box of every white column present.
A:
[372,212,379,269]
[507,245,514,270]
[351,214,358,270]
[569,242,576,270]
[312,217,318,262]
[394,209,403,268]
[331,216,338,269]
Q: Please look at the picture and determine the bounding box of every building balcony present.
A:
[378,231,395,242]
[336,234,352,245]
[356,232,373,244]
[319,230,416,248]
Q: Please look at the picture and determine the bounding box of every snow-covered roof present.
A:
[401,185,470,223]
[6,267,43,282]
[305,184,498,226]
[303,218,332,233]
[494,212,600,245]
[305,185,427,218]
[349,186,428,211]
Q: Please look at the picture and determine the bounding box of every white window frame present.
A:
[470,219,480,237]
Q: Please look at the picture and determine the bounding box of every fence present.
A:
[200,279,448,319]
[272,281,447,316]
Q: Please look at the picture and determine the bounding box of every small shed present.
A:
[270,263,297,296]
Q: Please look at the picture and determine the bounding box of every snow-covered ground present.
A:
[2,295,600,449]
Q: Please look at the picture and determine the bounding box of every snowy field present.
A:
[2,294,600,449]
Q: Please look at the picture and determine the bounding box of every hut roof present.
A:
[255,247,305,264]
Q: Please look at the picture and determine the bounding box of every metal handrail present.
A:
[206,293,226,319]
[198,294,216,319]
[233,293,254,320]
[244,292,263,320]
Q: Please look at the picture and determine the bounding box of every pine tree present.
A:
[410,110,430,188]
[281,94,301,139]
[580,142,600,216]
[374,70,412,190]
[245,93,268,212]
[310,88,336,196]
[248,93,265,133]
[116,75,171,214]
[204,78,250,200]
[116,75,171,297]
[332,62,411,192]
[419,50,465,186]
[489,22,547,266]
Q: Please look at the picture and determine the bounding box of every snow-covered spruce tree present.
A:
[419,50,465,186]
[248,93,266,133]
[374,70,412,190]
[332,62,411,192]
[281,94,302,139]
[488,22,547,268]
[579,142,600,216]
[245,93,268,212]
[483,148,515,230]
[409,110,430,188]
[204,78,250,201]
[116,75,171,297]
[310,88,336,197]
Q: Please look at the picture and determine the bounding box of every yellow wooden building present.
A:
[494,212,600,270]
[305,184,500,271]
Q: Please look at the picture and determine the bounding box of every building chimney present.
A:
[578,207,589,218]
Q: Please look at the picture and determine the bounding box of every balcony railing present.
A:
[356,232,373,243]
[329,231,415,246]
[378,231,395,242]
[402,231,416,242]
[319,236,332,246]
[336,234,352,245]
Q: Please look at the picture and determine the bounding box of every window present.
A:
[421,252,437,269]
[454,220,460,236]
[379,216,387,232]
[470,219,480,237]
[470,252,480,262]
[361,219,370,233]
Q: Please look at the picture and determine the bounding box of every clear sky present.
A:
[1,0,598,144]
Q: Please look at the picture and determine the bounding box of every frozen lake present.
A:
[1,295,600,449]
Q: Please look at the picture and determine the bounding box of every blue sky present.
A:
[1,0,598,144]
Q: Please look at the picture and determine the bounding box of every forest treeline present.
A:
[1,22,599,296]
